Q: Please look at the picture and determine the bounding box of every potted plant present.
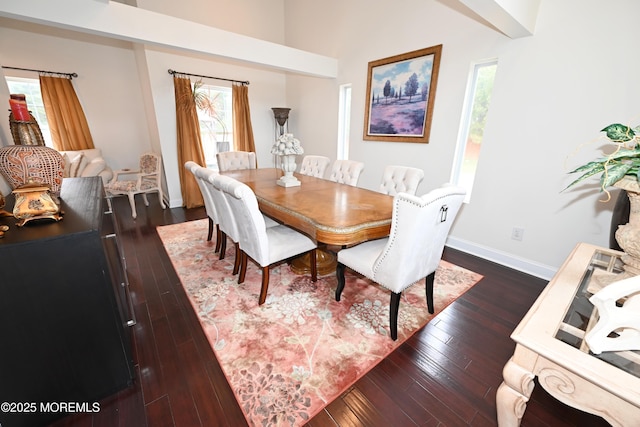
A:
[565,123,640,195]
[565,122,640,279]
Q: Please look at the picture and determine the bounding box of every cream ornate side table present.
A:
[496,243,640,426]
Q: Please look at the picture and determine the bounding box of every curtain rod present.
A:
[1,65,77,79]
[168,69,249,85]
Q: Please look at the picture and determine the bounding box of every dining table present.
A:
[219,168,393,274]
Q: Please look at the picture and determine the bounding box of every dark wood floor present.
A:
[50,196,610,427]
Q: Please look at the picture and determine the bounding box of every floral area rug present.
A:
[157,219,482,427]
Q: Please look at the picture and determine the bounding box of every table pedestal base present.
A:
[291,249,336,276]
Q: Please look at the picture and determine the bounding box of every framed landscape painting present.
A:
[363,45,442,143]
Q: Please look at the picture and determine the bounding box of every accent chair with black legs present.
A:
[335,184,466,340]
[219,175,318,305]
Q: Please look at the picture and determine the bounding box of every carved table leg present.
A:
[496,358,535,426]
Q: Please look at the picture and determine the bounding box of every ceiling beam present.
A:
[458,0,540,38]
[0,0,338,78]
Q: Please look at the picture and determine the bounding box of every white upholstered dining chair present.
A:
[328,159,364,186]
[186,161,221,251]
[299,155,331,178]
[216,151,257,171]
[220,175,317,305]
[379,165,425,196]
[105,152,166,219]
[335,184,466,340]
[201,167,243,274]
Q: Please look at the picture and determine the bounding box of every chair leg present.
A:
[425,271,435,314]
[238,251,248,284]
[207,218,214,242]
[390,292,401,341]
[258,266,270,305]
[309,249,317,282]
[232,242,241,275]
[219,231,227,260]
[127,193,137,219]
[335,262,346,301]
[157,189,166,209]
[142,193,150,206]
[214,225,222,253]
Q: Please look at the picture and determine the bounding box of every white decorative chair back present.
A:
[206,171,240,245]
[216,151,257,171]
[220,177,270,266]
[139,152,162,189]
[186,161,220,244]
[221,174,317,304]
[299,155,331,178]
[379,165,425,196]
[189,163,218,223]
[335,184,466,340]
[328,159,364,186]
[372,186,466,290]
[105,151,165,219]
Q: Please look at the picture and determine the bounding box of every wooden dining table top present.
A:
[219,168,393,246]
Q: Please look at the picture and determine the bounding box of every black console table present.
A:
[0,177,135,427]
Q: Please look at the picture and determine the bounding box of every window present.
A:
[450,59,498,202]
[4,76,53,147]
[193,82,233,169]
[337,84,352,160]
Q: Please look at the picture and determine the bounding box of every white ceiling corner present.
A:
[457,0,540,38]
[0,0,337,78]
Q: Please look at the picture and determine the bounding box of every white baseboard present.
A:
[446,236,557,281]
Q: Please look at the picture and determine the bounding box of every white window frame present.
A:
[450,58,498,202]
[194,82,233,170]
[337,84,352,160]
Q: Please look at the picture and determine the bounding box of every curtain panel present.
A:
[39,75,94,151]
[232,83,256,160]
[173,75,205,208]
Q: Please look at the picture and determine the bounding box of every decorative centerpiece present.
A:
[566,123,640,280]
[271,133,303,187]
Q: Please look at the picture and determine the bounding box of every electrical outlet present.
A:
[511,227,524,241]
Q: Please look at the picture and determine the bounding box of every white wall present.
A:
[0,0,291,207]
[1,0,637,278]
[0,18,151,170]
[284,0,640,277]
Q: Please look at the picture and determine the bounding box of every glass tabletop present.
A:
[555,249,640,378]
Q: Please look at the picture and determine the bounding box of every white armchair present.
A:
[336,185,466,340]
[59,148,113,185]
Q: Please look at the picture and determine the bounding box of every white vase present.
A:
[277,154,301,187]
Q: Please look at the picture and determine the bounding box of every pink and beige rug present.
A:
[157,219,482,426]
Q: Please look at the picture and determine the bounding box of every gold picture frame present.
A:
[363,45,442,143]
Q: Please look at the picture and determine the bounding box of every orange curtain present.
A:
[39,75,94,151]
[173,75,206,208]
[232,83,256,158]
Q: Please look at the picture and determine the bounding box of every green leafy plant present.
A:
[564,123,640,193]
